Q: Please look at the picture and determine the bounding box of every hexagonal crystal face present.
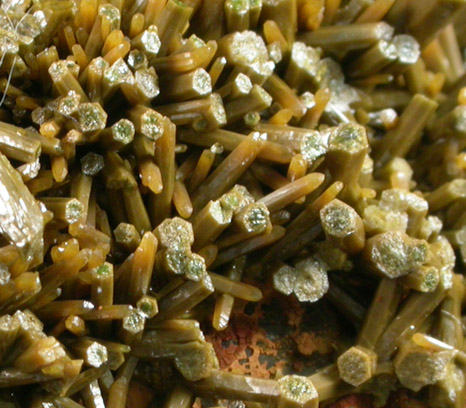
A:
[241,203,269,233]
[122,309,145,333]
[329,122,368,153]
[95,263,111,276]
[380,189,428,213]
[337,346,376,387]
[320,200,358,237]
[278,375,318,406]
[89,57,109,74]
[393,34,420,64]
[192,68,212,96]
[370,232,428,278]
[363,205,408,235]
[254,85,272,106]
[48,60,67,81]
[273,258,329,301]
[65,199,84,223]
[174,344,212,381]
[291,42,320,76]
[112,119,135,144]
[155,217,194,250]
[104,59,134,86]
[378,39,398,59]
[300,130,328,164]
[114,222,138,242]
[244,111,260,127]
[225,0,248,14]
[86,341,108,368]
[135,69,160,99]
[99,4,120,29]
[185,253,206,281]
[77,102,107,133]
[187,34,205,49]
[128,50,148,70]
[267,42,282,63]
[293,258,329,302]
[210,142,224,155]
[273,264,295,296]
[234,73,253,95]
[141,110,164,140]
[58,91,81,116]
[81,152,104,176]
[139,302,154,316]
[221,31,275,78]
[140,26,161,55]
[165,249,189,275]
[17,13,42,39]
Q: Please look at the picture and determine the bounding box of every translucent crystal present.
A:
[76,102,107,133]
[127,50,148,71]
[86,342,108,367]
[64,199,85,223]
[81,152,104,176]
[99,3,120,31]
[155,217,194,250]
[290,42,320,78]
[293,257,329,302]
[219,31,275,80]
[192,68,212,96]
[233,73,253,95]
[141,109,164,140]
[122,309,145,334]
[135,67,160,99]
[300,130,328,164]
[111,118,135,145]
[0,152,44,263]
[57,90,81,116]
[104,58,134,87]
[139,25,161,55]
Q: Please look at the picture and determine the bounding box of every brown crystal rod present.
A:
[163,385,194,408]
[307,364,352,402]
[355,0,396,23]
[407,0,466,47]
[179,128,292,164]
[35,300,94,321]
[150,118,176,226]
[128,232,158,304]
[106,357,138,408]
[263,74,307,118]
[262,181,343,263]
[187,370,281,403]
[212,257,246,331]
[428,274,465,406]
[0,122,41,163]
[320,199,366,254]
[374,93,438,162]
[299,22,394,51]
[259,173,324,212]
[152,276,214,321]
[208,271,262,302]
[357,278,402,350]
[191,132,266,212]
[346,40,397,78]
[213,225,286,267]
[375,280,449,360]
